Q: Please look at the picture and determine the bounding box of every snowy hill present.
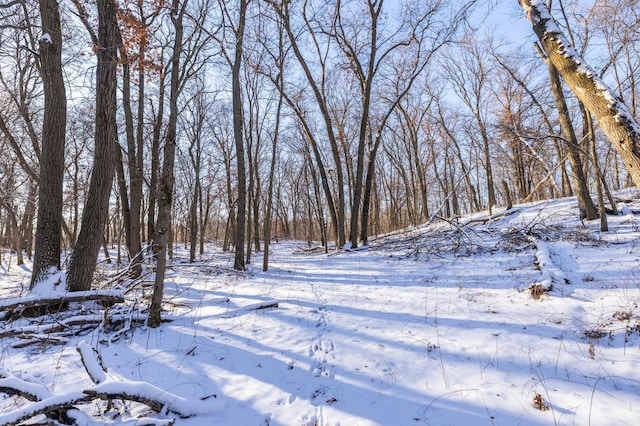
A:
[1,193,640,425]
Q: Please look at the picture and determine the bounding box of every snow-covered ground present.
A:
[1,193,640,425]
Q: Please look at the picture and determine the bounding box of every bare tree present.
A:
[357,0,470,246]
[258,9,286,270]
[147,61,166,246]
[149,0,187,327]
[67,0,119,292]
[148,0,212,324]
[181,79,212,263]
[267,0,347,249]
[443,39,497,214]
[214,0,249,270]
[30,0,67,289]
[543,55,597,219]
[520,0,640,188]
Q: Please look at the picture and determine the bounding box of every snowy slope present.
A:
[1,193,640,425]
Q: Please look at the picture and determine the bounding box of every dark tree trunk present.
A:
[123,59,144,275]
[20,183,37,259]
[30,0,67,289]
[546,60,598,220]
[148,0,184,327]
[148,69,166,249]
[114,144,131,257]
[232,0,248,271]
[67,0,119,292]
[4,205,24,265]
[262,83,281,270]
[189,145,200,263]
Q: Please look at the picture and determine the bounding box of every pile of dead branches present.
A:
[0,265,159,348]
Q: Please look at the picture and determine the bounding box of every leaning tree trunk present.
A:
[67,0,118,292]
[30,0,67,289]
[521,0,640,188]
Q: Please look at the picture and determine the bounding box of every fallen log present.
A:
[0,342,215,423]
[0,290,124,319]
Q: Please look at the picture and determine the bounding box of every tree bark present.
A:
[122,58,144,275]
[263,66,282,271]
[3,204,23,265]
[545,59,597,219]
[30,0,67,289]
[585,109,608,231]
[521,0,640,188]
[148,0,185,327]
[345,2,379,249]
[67,0,119,292]
[20,183,37,259]
[148,69,166,248]
[232,0,248,271]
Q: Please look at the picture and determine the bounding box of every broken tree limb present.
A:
[463,208,520,226]
[77,341,108,384]
[0,314,105,339]
[223,300,280,318]
[82,380,219,418]
[0,391,92,425]
[254,302,279,310]
[529,238,569,298]
[0,370,52,402]
[0,341,219,423]
[0,290,125,319]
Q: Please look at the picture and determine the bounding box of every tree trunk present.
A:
[232,0,248,271]
[263,54,283,270]
[190,176,199,263]
[114,144,131,257]
[245,142,254,265]
[585,110,608,231]
[545,59,597,220]
[148,0,184,327]
[521,0,640,188]
[20,183,37,259]
[4,205,24,265]
[67,0,118,292]
[122,57,143,275]
[502,180,513,210]
[252,166,261,253]
[30,0,67,289]
[360,133,385,246]
[148,69,166,249]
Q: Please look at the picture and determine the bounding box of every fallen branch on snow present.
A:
[529,239,569,299]
[0,341,219,424]
[0,290,124,319]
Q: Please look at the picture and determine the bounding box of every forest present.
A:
[1,0,640,424]
[0,0,637,305]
